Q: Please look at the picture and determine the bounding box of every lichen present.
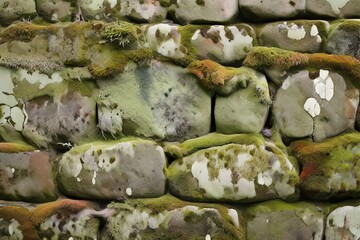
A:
[101,21,142,47]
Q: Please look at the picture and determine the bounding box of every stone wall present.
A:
[1,0,360,239]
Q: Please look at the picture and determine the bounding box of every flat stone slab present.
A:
[0,142,57,202]
[102,194,245,239]
[58,139,166,200]
[168,133,299,203]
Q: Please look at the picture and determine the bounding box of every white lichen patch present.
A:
[281,76,291,90]
[92,171,97,185]
[313,69,334,101]
[327,172,357,191]
[86,0,105,10]
[126,187,132,196]
[326,0,349,14]
[191,25,253,62]
[284,23,306,40]
[120,0,166,21]
[0,66,17,107]
[310,25,319,36]
[326,206,360,239]
[187,143,296,200]
[205,234,211,240]
[8,219,23,239]
[17,69,63,89]
[145,24,184,59]
[227,209,239,227]
[97,99,123,138]
[304,98,321,117]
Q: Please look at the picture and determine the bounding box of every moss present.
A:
[0,142,34,153]
[101,21,142,47]
[177,25,201,66]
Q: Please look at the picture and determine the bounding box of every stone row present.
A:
[2,131,360,203]
[1,195,360,239]
[1,0,360,26]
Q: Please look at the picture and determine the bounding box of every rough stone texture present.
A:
[58,139,166,200]
[97,60,211,141]
[0,143,57,203]
[273,69,359,141]
[306,0,360,18]
[77,0,121,20]
[326,204,360,240]
[35,0,75,22]
[120,0,167,22]
[102,194,245,240]
[191,24,256,64]
[239,0,305,21]
[168,133,299,203]
[327,20,360,60]
[0,199,100,239]
[170,0,238,24]
[259,20,329,53]
[291,132,360,200]
[0,0,37,26]
[245,200,326,240]
[215,67,271,134]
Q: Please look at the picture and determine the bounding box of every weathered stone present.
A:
[97,60,211,140]
[326,204,360,240]
[102,194,245,239]
[239,0,305,21]
[191,24,256,64]
[306,0,360,18]
[168,133,299,203]
[327,20,360,60]
[0,199,100,239]
[259,20,329,53]
[35,0,75,22]
[215,67,270,134]
[291,132,360,200]
[169,0,238,24]
[120,0,167,22]
[0,0,37,26]
[273,69,358,141]
[0,142,57,202]
[58,139,166,200]
[245,200,326,240]
[77,0,121,20]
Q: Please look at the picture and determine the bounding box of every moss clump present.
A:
[177,25,201,65]
[101,21,142,47]
[0,142,35,153]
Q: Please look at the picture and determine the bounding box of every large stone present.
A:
[102,194,245,239]
[58,139,166,200]
[191,24,256,64]
[119,0,167,22]
[214,67,270,134]
[0,0,37,26]
[0,142,57,203]
[35,0,75,22]
[169,0,238,24]
[97,60,211,141]
[306,0,360,18]
[168,133,299,203]
[273,69,359,141]
[327,20,360,60]
[239,0,305,21]
[259,20,329,53]
[77,0,121,20]
[0,199,100,239]
[245,200,326,240]
[326,204,360,240]
[290,132,360,200]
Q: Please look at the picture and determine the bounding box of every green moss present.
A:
[101,21,142,47]
[0,142,34,153]
[177,25,201,66]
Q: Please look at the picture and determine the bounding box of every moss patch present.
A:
[0,142,34,153]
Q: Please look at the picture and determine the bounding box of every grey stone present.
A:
[58,139,166,200]
[97,60,211,141]
[239,0,305,21]
[0,0,37,26]
[306,0,360,18]
[35,0,74,22]
[259,20,329,53]
[273,69,359,141]
[170,0,238,24]
[78,0,121,20]
[326,205,360,240]
[119,0,167,22]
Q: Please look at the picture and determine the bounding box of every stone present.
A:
[119,0,167,22]
[259,20,329,53]
[326,205,360,240]
[0,142,57,202]
[77,0,121,20]
[35,0,75,22]
[0,0,37,26]
[58,139,166,200]
[245,200,326,240]
[215,67,271,134]
[191,24,256,64]
[97,60,211,141]
[0,199,100,239]
[169,0,238,24]
[239,0,305,21]
[273,69,358,141]
[168,133,299,203]
[306,0,360,18]
[327,20,360,60]
[101,194,245,239]
[290,132,360,200]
